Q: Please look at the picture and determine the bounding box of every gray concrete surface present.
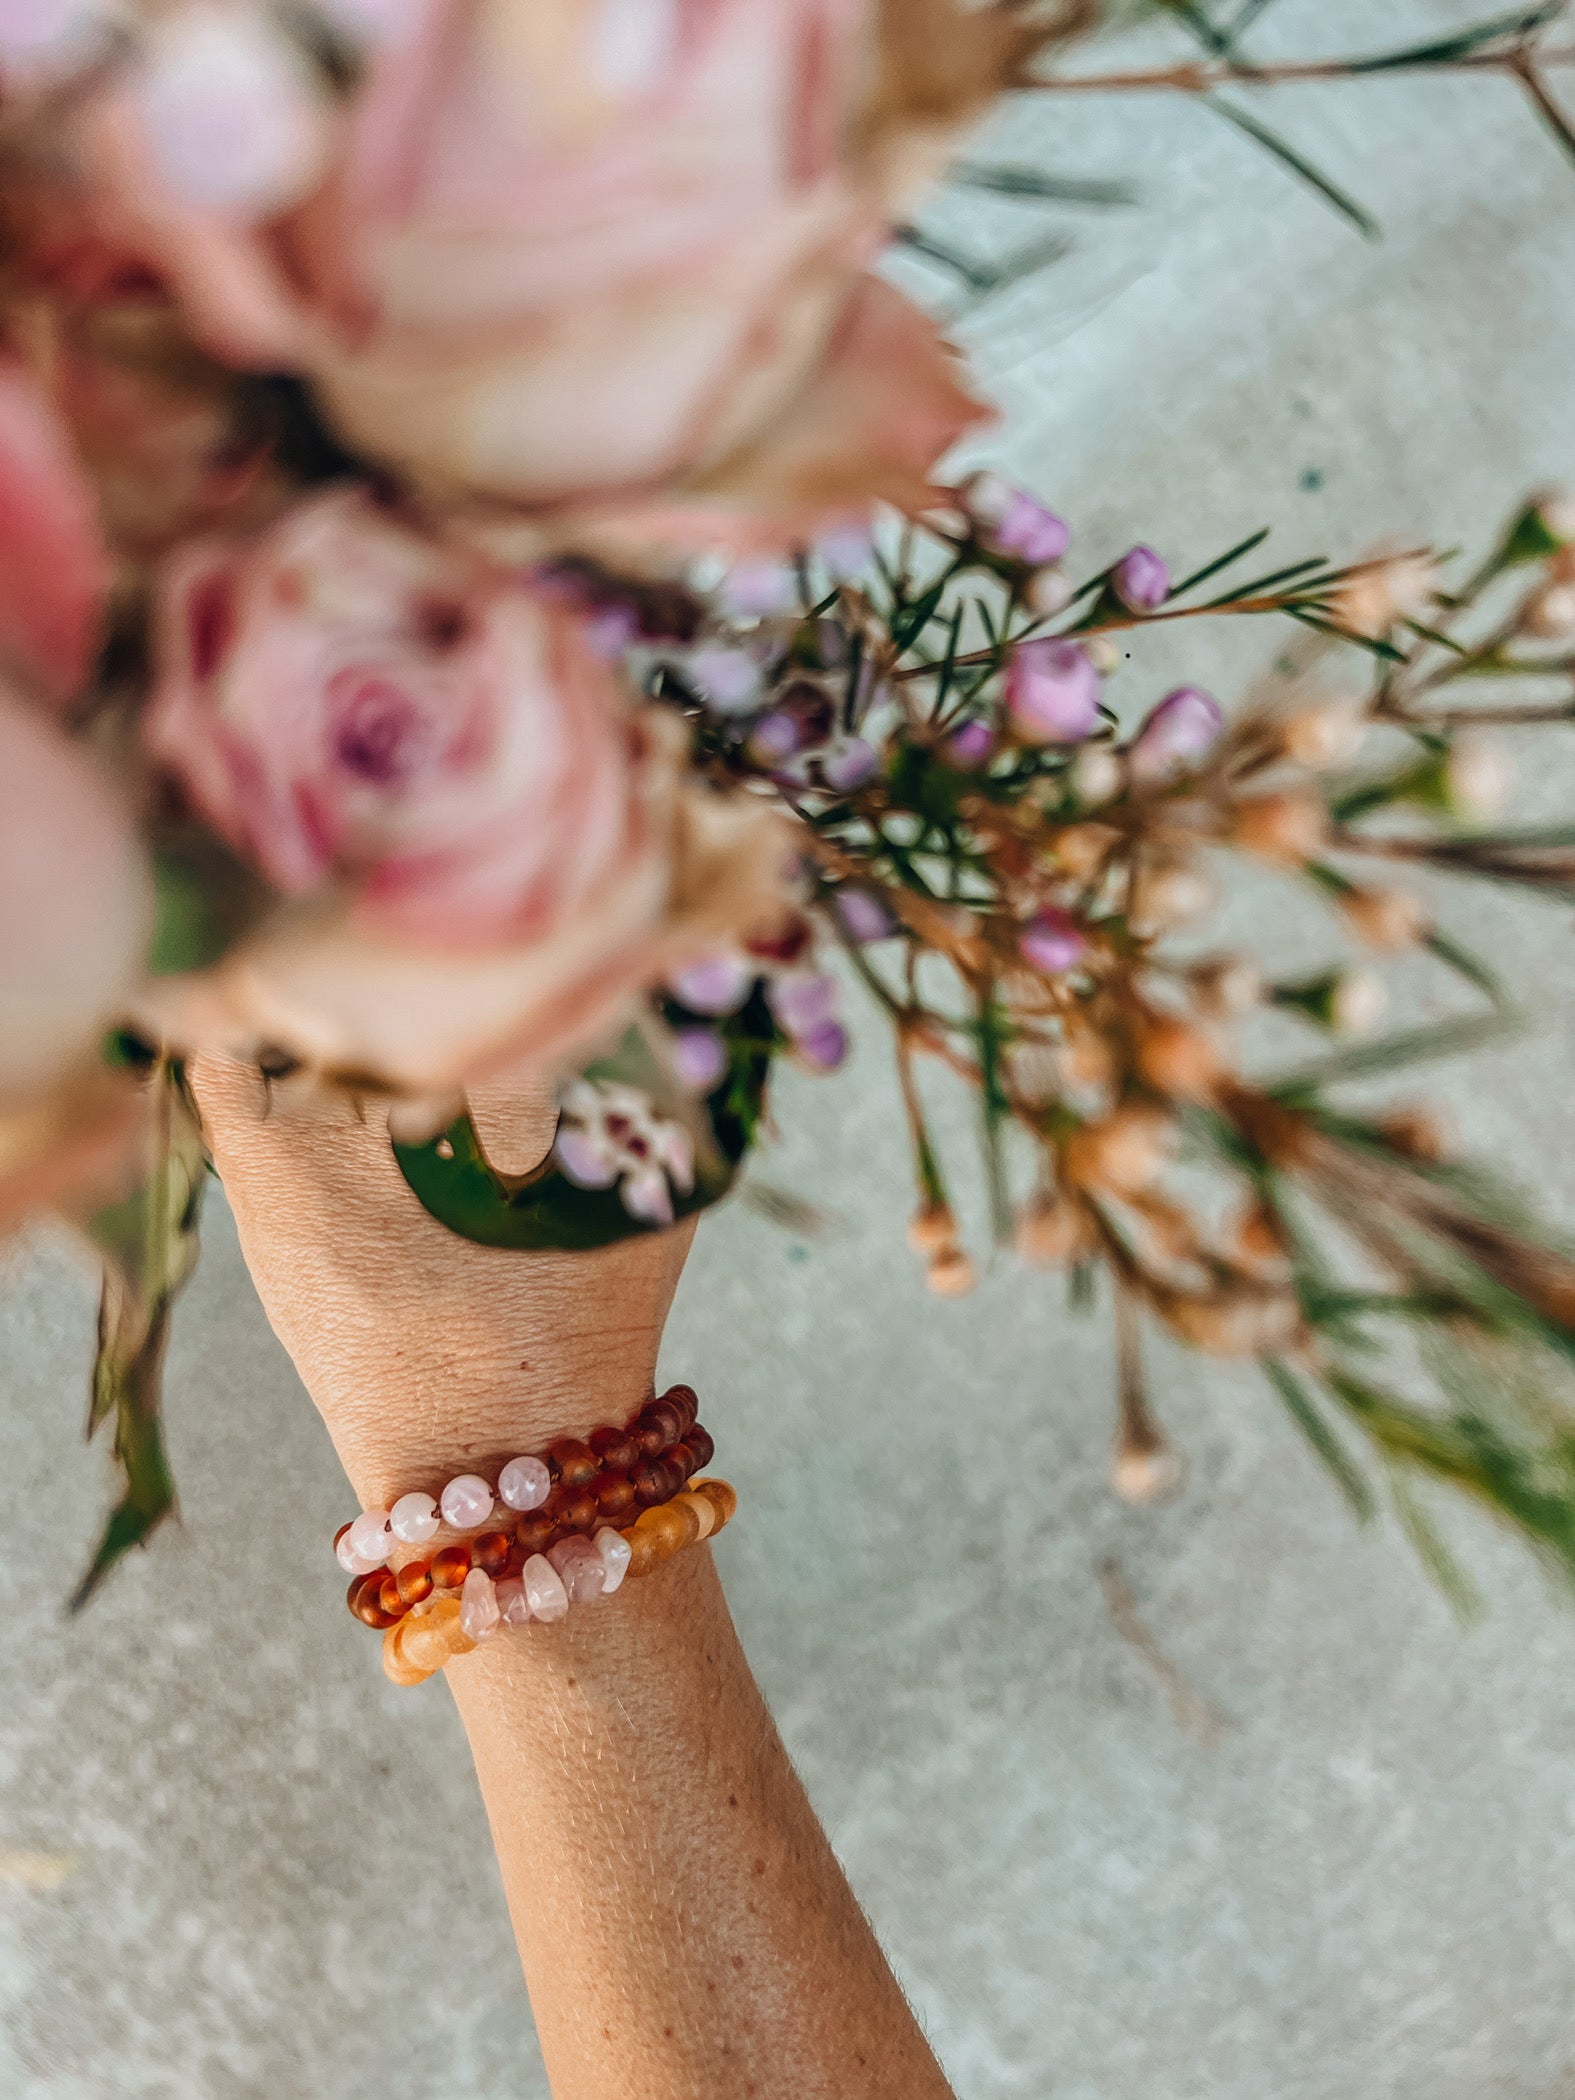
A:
[6,6,1575,2095]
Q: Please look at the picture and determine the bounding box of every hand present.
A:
[188,1053,694,1511]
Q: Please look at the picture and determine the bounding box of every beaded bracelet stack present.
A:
[330,1385,737,1688]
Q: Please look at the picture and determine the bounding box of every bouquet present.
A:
[4,0,1575,1611]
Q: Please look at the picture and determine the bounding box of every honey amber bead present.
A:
[400,1596,469,1673]
[635,1398,683,1454]
[693,1477,738,1533]
[548,1437,598,1487]
[631,1454,680,1506]
[516,1512,557,1558]
[665,1384,700,1434]
[472,1529,512,1577]
[589,1424,637,1471]
[621,1523,665,1580]
[382,1625,430,1687]
[635,1498,700,1560]
[431,1543,472,1589]
[395,1560,433,1608]
[680,1489,716,1542]
[591,1468,636,1523]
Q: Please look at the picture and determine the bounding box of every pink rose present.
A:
[0,688,151,1100]
[138,488,789,1090]
[0,357,109,704]
[66,0,1010,546]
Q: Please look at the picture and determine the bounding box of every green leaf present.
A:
[145,835,271,977]
[1263,1358,1377,1520]
[74,1064,207,1609]
[394,1004,774,1251]
[1344,4,1563,73]
[1206,96,1379,238]
[891,582,948,654]
[1169,526,1271,600]
[949,162,1137,207]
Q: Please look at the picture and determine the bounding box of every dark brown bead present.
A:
[634,1398,683,1454]
[516,1512,557,1559]
[472,1530,512,1577]
[548,1438,598,1487]
[683,1423,716,1473]
[663,1384,699,1433]
[631,1454,681,1507]
[556,1487,599,1533]
[431,1544,472,1590]
[395,1560,433,1608]
[665,1440,695,1485]
[591,1467,636,1523]
[589,1424,638,1471]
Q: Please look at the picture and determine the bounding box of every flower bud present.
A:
[908,1200,958,1254]
[833,887,895,944]
[965,476,1070,566]
[1158,1285,1300,1357]
[1111,1431,1183,1506]
[1111,545,1169,613]
[1020,907,1086,975]
[1068,743,1124,807]
[672,1026,728,1093]
[1127,687,1223,788]
[1518,580,1575,640]
[1189,957,1261,1018]
[1083,635,1120,675]
[1230,789,1327,866]
[719,559,798,619]
[669,953,754,1015]
[1027,568,1075,618]
[947,718,995,769]
[1005,638,1102,744]
[1017,1189,1094,1267]
[1328,555,1437,639]
[1064,1107,1177,1196]
[1339,883,1429,952]
[1281,698,1368,769]
[1135,1016,1223,1102]
[1444,734,1512,822]
[1330,968,1386,1035]
[926,1245,976,1297]
[1055,823,1118,881]
[822,737,879,791]
[1537,489,1575,544]
[687,644,762,715]
[1375,1106,1448,1161]
[1128,859,1214,931]
[1227,1202,1291,1280]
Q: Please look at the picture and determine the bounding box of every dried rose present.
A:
[137,489,788,1090]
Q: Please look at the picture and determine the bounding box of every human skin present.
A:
[190,1053,957,2100]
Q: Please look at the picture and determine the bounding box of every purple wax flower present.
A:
[687,644,761,716]
[585,602,639,658]
[816,522,875,577]
[947,718,995,769]
[669,953,754,1015]
[1019,907,1086,976]
[994,489,1071,567]
[672,1026,729,1094]
[1005,638,1103,744]
[822,737,879,791]
[1111,545,1170,613]
[795,1020,848,1071]
[833,887,896,944]
[1127,686,1224,788]
[769,969,840,1040]
[719,559,797,619]
[749,711,803,765]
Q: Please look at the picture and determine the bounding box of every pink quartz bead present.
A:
[439,1474,494,1530]
[389,1491,439,1545]
[345,1508,393,1569]
[335,1529,383,1577]
[459,1567,501,1642]
[548,1535,607,1606]
[495,1576,530,1628]
[521,1553,569,1624]
[593,1527,632,1595]
[498,1455,552,1513]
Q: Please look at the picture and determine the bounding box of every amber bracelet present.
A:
[379,1478,739,1688]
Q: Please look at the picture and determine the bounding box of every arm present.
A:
[192,1055,956,2100]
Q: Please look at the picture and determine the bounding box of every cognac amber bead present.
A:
[591,1468,636,1523]
[516,1512,557,1558]
[589,1424,637,1471]
[631,1454,680,1506]
[395,1561,433,1608]
[548,1438,598,1487]
[378,1574,407,1619]
[349,1572,396,1628]
[665,1384,700,1434]
[431,1543,472,1590]
[635,1398,683,1454]
[472,1529,512,1577]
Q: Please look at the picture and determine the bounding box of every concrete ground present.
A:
[5,6,1575,2095]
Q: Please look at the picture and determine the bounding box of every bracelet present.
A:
[377,1478,739,1687]
[333,1385,711,1592]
